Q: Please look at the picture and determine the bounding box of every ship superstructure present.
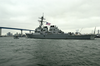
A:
[26,15,95,40]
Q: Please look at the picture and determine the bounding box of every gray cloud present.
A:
[0,0,100,35]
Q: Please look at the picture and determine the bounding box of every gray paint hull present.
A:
[26,33,95,40]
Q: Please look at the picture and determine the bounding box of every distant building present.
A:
[14,33,26,37]
[97,30,99,34]
[14,32,19,36]
[7,32,13,36]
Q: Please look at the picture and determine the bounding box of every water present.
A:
[0,37,100,66]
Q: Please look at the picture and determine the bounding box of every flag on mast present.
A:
[46,22,51,25]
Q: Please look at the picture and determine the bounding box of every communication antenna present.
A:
[79,28,83,33]
[98,30,99,34]
[94,27,96,34]
[43,13,44,17]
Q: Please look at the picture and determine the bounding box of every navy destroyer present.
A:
[26,15,95,40]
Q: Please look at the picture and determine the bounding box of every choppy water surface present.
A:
[0,37,100,66]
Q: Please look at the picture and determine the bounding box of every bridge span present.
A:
[0,27,34,36]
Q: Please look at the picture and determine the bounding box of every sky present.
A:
[0,0,100,35]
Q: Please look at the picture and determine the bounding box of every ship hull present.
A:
[26,33,95,40]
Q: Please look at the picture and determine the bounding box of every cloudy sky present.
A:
[0,0,100,35]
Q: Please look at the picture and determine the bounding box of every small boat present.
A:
[26,15,95,40]
[95,34,100,38]
[14,36,19,39]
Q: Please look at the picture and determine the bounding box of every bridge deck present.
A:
[0,27,34,31]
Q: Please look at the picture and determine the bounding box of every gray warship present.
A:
[26,15,95,40]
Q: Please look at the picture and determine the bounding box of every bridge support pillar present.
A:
[0,28,2,36]
[21,30,23,37]
[29,30,31,33]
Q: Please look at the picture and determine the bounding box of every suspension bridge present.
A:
[0,27,34,36]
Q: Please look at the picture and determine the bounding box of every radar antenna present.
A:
[38,13,45,27]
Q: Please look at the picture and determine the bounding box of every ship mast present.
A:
[38,15,45,28]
